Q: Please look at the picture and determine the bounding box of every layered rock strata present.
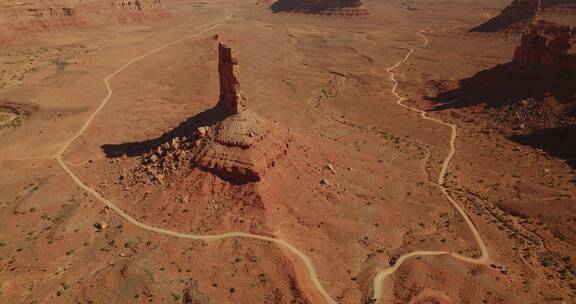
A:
[138,42,292,183]
[513,20,576,71]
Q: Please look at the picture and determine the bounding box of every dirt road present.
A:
[54,16,491,304]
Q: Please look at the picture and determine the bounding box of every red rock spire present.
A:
[218,43,247,114]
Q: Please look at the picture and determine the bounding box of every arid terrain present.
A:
[0,0,575,303]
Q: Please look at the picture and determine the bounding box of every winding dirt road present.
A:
[55,13,337,304]
[53,12,491,304]
[372,31,491,303]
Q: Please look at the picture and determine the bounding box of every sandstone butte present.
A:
[106,0,164,12]
[513,20,576,72]
[187,43,292,183]
[139,43,293,184]
[1,0,168,32]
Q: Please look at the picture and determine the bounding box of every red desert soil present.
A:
[0,0,575,303]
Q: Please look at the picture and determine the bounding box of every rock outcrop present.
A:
[0,0,169,34]
[270,0,369,17]
[102,0,169,24]
[106,0,163,12]
[3,2,89,31]
[188,43,292,182]
[0,101,38,129]
[27,7,78,18]
[135,42,292,183]
[513,21,576,71]
[0,101,38,116]
[218,43,247,114]
[186,111,291,182]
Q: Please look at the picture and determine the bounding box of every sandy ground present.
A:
[1,0,575,303]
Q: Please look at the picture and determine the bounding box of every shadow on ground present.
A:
[270,0,362,13]
[541,0,576,9]
[470,9,534,33]
[428,62,576,170]
[427,63,576,111]
[470,0,574,33]
[510,124,576,170]
[101,105,230,158]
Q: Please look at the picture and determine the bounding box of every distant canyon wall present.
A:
[102,0,169,24]
[0,0,169,33]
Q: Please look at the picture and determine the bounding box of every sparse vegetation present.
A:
[171,293,181,301]
[52,57,68,71]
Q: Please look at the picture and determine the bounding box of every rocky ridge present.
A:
[0,0,169,33]
[3,1,89,31]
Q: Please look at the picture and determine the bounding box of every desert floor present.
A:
[1,0,575,303]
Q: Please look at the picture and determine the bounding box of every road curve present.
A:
[372,32,491,303]
[54,13,337,304]
[52,12,491,304]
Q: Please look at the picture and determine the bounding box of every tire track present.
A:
[52,12,492,304]
[372,31,491,303]
[54,13,338,304]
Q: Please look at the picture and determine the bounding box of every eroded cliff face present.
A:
[1,1,89,31]
[102,0,169,24]
[106,0,163,11]
[0,0,169,33]
[513,21,576,72]
[270,0,369,17]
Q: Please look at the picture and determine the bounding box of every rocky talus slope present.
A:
[132,43,292,184]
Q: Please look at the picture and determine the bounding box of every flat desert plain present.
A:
[0,0,575,303]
